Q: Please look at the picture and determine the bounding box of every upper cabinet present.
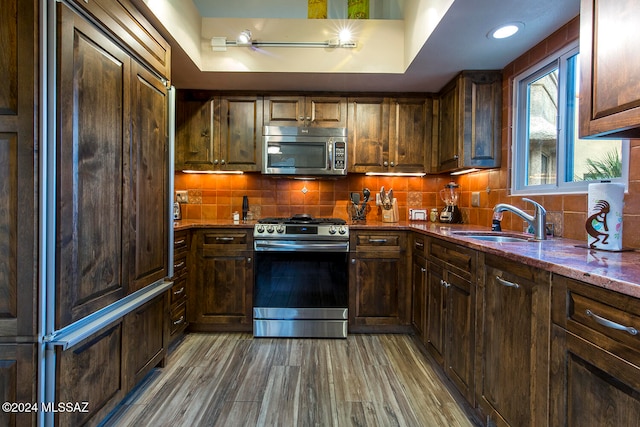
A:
[348,96,433,173]
[434,71,502,173]
[264,95,347,128]
[579,0,640,138]
[175,91,263,172]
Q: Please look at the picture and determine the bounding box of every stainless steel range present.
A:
[253,214,349,338]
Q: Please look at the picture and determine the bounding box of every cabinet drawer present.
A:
[355,233,402,251]
[170,276,187,306]
[173,253,187,278]
[174,230,189,255]
[201,231,251,251]
[169,302,187,335]
[553,275,640,368]
[429,239,476,280]
[412,234,427,257]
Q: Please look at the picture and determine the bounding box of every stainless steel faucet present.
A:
[493,198,547,240]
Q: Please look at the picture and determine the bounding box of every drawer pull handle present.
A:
[216,237,234,241]
[421,267,426,273]
[174,261,185,269]
[496,276,520,289]
[368,239,388,243]
[174,239,186,245]
[173,287,185,295]
[440,279,450,288]
[585,309,638,336]
[415,241,424,248]
[173,316,185,325]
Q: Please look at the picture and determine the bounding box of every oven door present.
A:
[253,242,348,338]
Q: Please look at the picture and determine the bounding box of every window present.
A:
[512,42,629,195]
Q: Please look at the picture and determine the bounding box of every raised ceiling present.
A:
[140,0,580,93]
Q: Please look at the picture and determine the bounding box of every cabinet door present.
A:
[0,344,37,427]
[122,294,167,389]
[445,270,475,404]
[579,0,640,138]
[56,3,130,328]
[550,325,640,427]
[425,261,445,364]
[411,254,427,340]
[219,96,263,171]
[0,0,37,338]
[175,93,217,171]
[129,62,168,291]
[56,322,125,427]
[307,96,347,128]
[389,98,432,172]
[479,254,550,427]
[436,82,460,171]
[347,97,389,172]
[263,96,305,126]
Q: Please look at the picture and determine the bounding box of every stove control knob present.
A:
[256,225,265,233]
[328,225,337,234]
[338,226,347,235]
[266,225,275,233]
[276,224,285,233]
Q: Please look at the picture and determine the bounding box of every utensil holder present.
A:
[381,199,399,223]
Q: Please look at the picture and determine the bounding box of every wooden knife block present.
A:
[381,199,399,223]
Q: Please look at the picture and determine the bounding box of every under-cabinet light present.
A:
[365,172,426,177]
[450,168,479,176]
[182,170,244,175]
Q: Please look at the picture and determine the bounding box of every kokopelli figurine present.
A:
[585,200,610,248]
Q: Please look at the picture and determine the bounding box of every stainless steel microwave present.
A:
[262,126,347,177]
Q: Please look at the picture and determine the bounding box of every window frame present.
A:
[511,41,629,196]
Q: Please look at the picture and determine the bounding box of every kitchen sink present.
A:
[451,231,532,243]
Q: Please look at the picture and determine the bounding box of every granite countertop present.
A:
[173,219,640,299]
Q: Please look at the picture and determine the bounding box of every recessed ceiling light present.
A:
[488,22,524,39]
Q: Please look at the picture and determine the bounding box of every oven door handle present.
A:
[254,240,349,252]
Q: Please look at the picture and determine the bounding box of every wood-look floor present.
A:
[105,333,479,426]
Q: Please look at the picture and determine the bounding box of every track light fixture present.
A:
[210,29,357,52]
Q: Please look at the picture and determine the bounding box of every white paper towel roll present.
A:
[586,182,625,251]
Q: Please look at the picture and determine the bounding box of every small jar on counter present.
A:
[430,208,439,222]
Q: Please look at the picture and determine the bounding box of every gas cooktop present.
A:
[257,214,346,225]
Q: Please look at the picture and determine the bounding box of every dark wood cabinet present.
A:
[426,238,477,404]
[477,253,551,427]
[349,231,410,332]
[56,322,126,427]
[411,235,428,340]
[347,96,432,173]
[169,230,189,343]
[191,229,254,331]
[55,3,132,328]
[0,344,37,427]
[175,92,262,172]
[122,293,168,390]
[0,0,38,340]
[347,97,389,172]
[579,0,640,138]
[129,61,169,292]
[435,71,501,172]
[550,275,640,426]
[264,95,347,128]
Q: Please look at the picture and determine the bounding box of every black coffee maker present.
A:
[439,182,463,223]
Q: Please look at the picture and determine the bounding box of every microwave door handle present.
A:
[328,140,333,170]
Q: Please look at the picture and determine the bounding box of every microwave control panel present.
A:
[333,141,346,170]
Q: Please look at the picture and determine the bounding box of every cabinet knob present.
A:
[306,116,311,121]
[201,129,209,137]
[453,154,459,160]
[383,161,389,167]
[421,267,426,273]
[351,258,356,264]
[247,257,252,264]
[221,159,226,165]
[299,116,304,121]
[390,162,395,167]
[214,159,219,165]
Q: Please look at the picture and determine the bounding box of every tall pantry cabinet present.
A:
[0,0,38,426]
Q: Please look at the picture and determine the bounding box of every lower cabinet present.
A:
[0,344,37,427]
[550,275,640,426]
[349,231,409,332]
[477,253,551,427]
[55,293,167,426]
[426,238,477,404]
[411,235,428,341]
[169,229,189,344]
[191,229,253,331]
